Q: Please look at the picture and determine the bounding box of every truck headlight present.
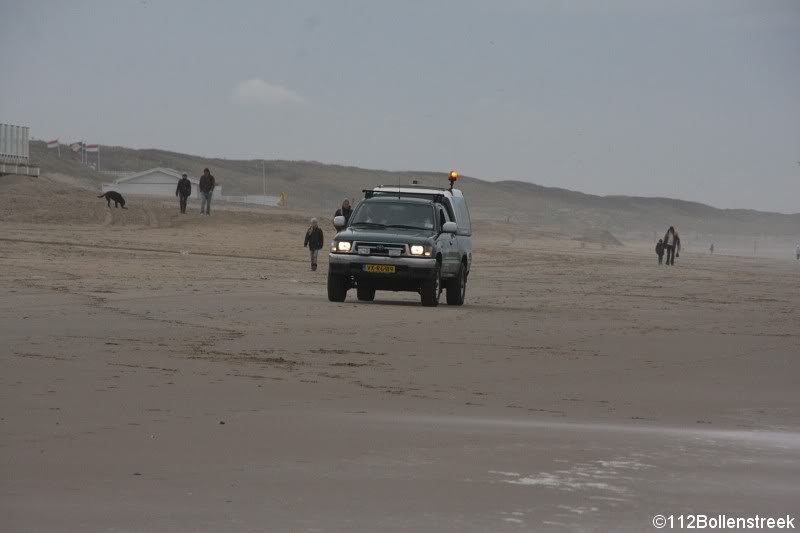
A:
[410,245,431,256]
[334,241,352,252]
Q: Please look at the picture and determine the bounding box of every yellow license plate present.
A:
[363,264,396,273]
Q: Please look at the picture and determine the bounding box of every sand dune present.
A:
[29,141,800,243]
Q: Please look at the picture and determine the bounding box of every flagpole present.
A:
[97,146,100,171]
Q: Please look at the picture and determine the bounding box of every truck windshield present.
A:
[350,202,434,230]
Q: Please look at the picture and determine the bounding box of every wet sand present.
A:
[1,187,799,531]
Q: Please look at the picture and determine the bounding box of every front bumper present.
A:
[328,253,437,286]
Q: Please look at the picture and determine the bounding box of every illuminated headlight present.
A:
[410,245,425,256]
[333,241,352,252]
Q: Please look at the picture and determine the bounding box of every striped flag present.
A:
[47,139,59,149]
[85,144,99,153]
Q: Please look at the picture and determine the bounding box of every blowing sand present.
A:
[1,177,798,531]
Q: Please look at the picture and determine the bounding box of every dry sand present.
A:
[1,177,799,531]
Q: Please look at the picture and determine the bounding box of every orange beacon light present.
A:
[448,170,458,189]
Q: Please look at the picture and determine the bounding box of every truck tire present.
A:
[420,262,441,307]
[446,262,467,306]
[357,285,376,301]
[327,272,348,302]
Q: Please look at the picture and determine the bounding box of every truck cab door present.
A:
[436,206,456,275]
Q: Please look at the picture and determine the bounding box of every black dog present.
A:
[98,191,127,209]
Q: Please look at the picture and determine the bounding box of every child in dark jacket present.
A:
[304,218,324,271]
[655,239,665,265]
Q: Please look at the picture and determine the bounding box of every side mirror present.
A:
[442,221,458,234]
[333,215,346,229]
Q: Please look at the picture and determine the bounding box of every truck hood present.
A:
[334,227,435,244]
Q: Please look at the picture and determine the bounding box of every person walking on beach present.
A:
[334,199,352,225]
[655,239,665,265]
[796,243,799,260]
[663,226,680,265]
[199,168,216,216]
[304,218,324,271]
[176,173,192,214]
[710,242,715,255]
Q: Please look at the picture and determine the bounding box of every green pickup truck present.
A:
[327,185,473,307]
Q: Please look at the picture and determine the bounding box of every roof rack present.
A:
[372,184,449,191]
[363,188,445,203]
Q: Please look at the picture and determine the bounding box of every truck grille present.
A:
[354,242,406,257]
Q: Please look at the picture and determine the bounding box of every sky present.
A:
[1,0,799,213]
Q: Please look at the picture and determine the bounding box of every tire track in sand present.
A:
[0,237,304,264]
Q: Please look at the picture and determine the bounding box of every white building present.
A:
[101,168,221,199]
[0,122,39,177]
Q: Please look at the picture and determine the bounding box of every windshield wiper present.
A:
[385,224,428,230]
[350,222,386,228]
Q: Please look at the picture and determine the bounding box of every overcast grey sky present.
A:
[2,0,798,212]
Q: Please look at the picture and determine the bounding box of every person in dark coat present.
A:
[655,239,664,265]
[334,199,352,225]
[176,173,192,214]
[304,218,324,271]
[198,168,216,216]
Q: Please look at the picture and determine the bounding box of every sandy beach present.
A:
[1,179,799,531]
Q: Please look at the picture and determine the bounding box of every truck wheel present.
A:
[446,263,467,306]
[327,272,348,302]
[420,262,441,307]
[357,285,376,301]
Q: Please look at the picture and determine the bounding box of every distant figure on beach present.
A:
[304,218,324,271]
[334,199,352,226]
[709,242,715,255]
[663,226,680,265]
[176,173,192,214]
[199,168,216,216]
[655,239,665,265]
[796,243,799,260]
